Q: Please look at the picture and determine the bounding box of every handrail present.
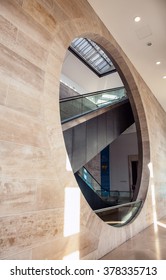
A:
[81,166,100,187]
[95,200,143,227]
[94,200,142,213]
[60,86,125,102]
[78,166,107,197]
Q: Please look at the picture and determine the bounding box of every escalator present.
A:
[75,166,131,211]
[60,86,127,125]
[76,166,142,226]
[60,87,134,173]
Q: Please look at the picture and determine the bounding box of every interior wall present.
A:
[0,0,166,260]
[110,132,138,191]
[59,82,80,99]
[84,127,138,192]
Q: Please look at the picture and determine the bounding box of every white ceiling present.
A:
[61,50,123,93]
[87,0,166,111]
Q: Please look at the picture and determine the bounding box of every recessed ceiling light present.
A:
[163,75,166,79]
[156,61,161,65]
[146,42,152,46]
[134,16,141,22]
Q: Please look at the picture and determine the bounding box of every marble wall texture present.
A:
[0,0,166,260]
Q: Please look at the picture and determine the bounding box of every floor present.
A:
[100,216,166,260]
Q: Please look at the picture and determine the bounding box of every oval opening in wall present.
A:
[59,36,146,227]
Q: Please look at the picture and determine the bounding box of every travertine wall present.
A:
[0,0,166,260]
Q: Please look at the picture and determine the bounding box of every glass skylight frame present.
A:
[69,38,117,77]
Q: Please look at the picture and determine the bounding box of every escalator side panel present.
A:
[86,117,98,163]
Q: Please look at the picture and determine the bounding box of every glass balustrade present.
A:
[60,87,127,123]
[77,166,132,205]
[95,200,142,227]
[77,166,142,226]
[96,190,132,204]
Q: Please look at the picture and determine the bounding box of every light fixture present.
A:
[147,42,152,46]
[156,61,161,65]
[163,75,166,79]
[134,16,141,22]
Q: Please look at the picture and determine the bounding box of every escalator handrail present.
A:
[79,166,101,187]
[94,200,143,213]
[77,166,107,200]
[60,86,126,102]
[61,96,128,124]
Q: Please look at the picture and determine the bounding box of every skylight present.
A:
[69,38,116,77]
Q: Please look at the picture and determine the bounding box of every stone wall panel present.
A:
[0,0,165,260]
